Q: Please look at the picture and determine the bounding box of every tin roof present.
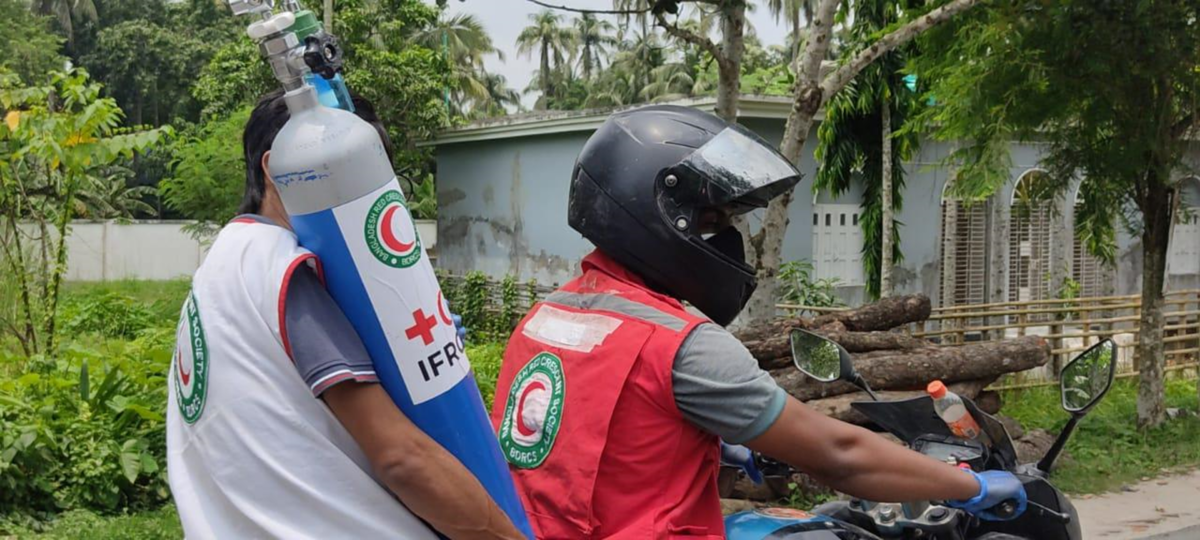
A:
[423,95,803,147]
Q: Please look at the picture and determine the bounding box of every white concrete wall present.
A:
[52,219,438,281]
[62,221,207,281]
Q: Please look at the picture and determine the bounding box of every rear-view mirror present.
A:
[790,329,849,383]
[1060,339,1117,414]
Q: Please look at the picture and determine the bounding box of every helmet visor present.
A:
[678,125,802,213]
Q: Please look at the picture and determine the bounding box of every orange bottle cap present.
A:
[927,380,947,399]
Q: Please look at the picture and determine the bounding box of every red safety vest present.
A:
[491,251,724,539]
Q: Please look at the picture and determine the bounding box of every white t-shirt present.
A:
[166,218,438,540]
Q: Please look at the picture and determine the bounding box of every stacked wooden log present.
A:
[735,294,1051,425]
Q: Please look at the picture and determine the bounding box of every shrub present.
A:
[467,341,506,407]
[0,339,169,519]
[60,293,155,340]
[778,260,844,309]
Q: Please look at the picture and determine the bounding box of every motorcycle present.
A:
[725,329,1118,540]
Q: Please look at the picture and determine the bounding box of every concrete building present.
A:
[427,96,1200,308]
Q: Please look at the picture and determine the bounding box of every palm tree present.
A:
[32,0,97,47]
[641,62,700,102]
[470,71,522,118]
[410,13,518,118]
[411,12,504,69]
[813,0,918,299]
[516,10,577,108]
[575,13,616,81]
[767,0,815,63]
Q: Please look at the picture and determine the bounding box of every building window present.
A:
[1168,177,1200,277]
[1009,170,1055,303]
[813,204,865,286]
[939,197,988,309]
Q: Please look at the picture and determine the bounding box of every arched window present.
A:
[1009,169,1055,303]
[939,183,988,308]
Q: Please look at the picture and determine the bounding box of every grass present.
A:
[2,506,181,540]
[1002,376,1200,494]
[60,280,191,321]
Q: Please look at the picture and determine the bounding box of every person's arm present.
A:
[745,397,980,502]
[670,324,979,504]
[323,383,524,540]
[281,265,522,539]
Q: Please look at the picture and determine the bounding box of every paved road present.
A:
[1075,470,1200,539]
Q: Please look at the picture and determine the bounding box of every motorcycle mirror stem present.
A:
[1036,413,1080,474]
[848,371,880,401]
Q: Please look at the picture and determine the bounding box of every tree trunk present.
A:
[811,293,931,331]
[43,180,77,356]
[540,43,551,105]
[714,2,746,123]
[987,195,1010,339]
[2,209,37,355]
[804,378,995,425]
[742,330,933,370]
[772,335,1050,401]
[323,0,332,33]
[745,0,984,326]
[881,101,894,298]
[1136,181,1173,428]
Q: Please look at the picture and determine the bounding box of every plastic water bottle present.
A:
[928,380,983,441]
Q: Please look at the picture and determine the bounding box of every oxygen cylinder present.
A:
[268,86,533,538]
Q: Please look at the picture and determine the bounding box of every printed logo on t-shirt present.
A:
[174,292,209,424]
[364,189,422,268]
[499,352,565,469]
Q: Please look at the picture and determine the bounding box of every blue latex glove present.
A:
[946,470,1027,521]
[719,442,763,485]
[451,313,467,343]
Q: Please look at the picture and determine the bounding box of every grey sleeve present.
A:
[283,265,379,397]
[671,323,787,444]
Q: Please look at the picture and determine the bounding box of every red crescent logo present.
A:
[436,291,453,326]
[177,350,191,387]
[380,205,415,254]
[515,381,547,437]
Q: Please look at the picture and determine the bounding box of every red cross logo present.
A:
[405,308,438,345]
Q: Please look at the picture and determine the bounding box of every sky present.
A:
[425,0,792,109]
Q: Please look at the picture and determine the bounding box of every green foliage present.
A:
[346,46,449,174]
[60,293,153,340]
[402,174,438,221]
[0,284,179,523]
[778,261,844,310]
[0,0,66,86]
[0,340,171,517]
[467,341,506,407]
[192,38,276,121]
[741,63,794,97]
[911,0,1200,259]
[1003,378,1200,494]
[0,68,169,356]
[80,21,204,127]
[815,0,925,300]
[439,271,542,343]
[2,504,182,539]
[61,280,191,322]
[158,108,250,235]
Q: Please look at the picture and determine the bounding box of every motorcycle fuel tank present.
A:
[725,509,880,539]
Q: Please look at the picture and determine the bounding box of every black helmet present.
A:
[568,105,802,326]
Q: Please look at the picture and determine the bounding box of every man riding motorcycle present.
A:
[490,105,1025,538]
